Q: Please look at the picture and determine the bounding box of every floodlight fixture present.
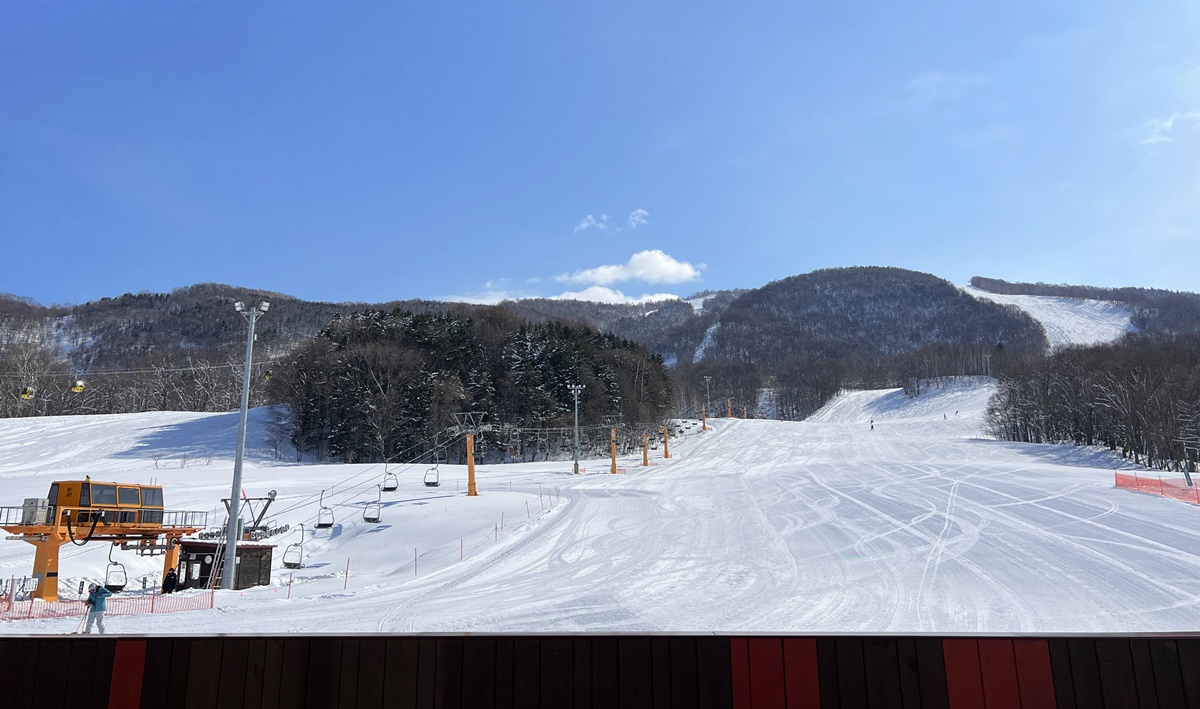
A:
[259,301,271,312]
[234,301,246,312]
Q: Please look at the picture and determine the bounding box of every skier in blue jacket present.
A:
[84,583,113,634]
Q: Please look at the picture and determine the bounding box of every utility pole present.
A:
[983,354,992,380]
[568,384,585,474]
[222,300,270,590]
[703,375,712,418]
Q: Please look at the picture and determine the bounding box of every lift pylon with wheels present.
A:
[0,479,206,601]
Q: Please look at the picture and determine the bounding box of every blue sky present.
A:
[2,1,1197,306]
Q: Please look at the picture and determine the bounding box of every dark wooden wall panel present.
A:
[8,634,1200,708]
[216,638,249,709]
[591,637,619,709]
[695,637,732,709]
[183,638,223,709]
[434,637,464,709]
[1094,639,1139,709]
[668,637,698,709]
[353,637,386,709]
[861,637,902,709]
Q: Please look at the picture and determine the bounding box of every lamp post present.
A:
[703,375,712,416]
[568,384,585,474]
[221,300,269,591]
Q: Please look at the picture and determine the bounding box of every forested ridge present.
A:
[268,306,673,462]
[5,269,1199,477]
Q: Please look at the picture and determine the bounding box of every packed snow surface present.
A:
[3,377,1200,635]
[962,285,1135,350]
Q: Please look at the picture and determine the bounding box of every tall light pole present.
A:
[568,384,585,474]
[983,354,992,380]
[222,300,269,590]
[703,375,712,416]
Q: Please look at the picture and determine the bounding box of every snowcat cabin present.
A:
[49,480,165,528]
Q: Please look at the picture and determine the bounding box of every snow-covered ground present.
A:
[3,377,1200,635]
[962,285,1136,349]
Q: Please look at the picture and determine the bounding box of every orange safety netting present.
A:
[0,590,213,622]
[1115,472,1200,505]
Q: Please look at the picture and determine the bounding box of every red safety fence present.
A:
[1115,471,1200,505]
[0,589,213,622]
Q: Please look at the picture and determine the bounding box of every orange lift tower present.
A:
[0,478,207,601]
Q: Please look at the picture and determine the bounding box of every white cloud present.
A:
[573,214,610,232]
[549,286,681,305]
[1141,111,1200,146]
[555,249,705,286]
[438,289,528,305]
[627,209,649,229]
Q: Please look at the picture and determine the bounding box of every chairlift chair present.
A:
[315,490,335,529]
[19,386,35,400]
[70,380,85,393]
[381,471,399,492]
[363,487,382,523]
[282,524,305,569]
[104,543,127,593]
[424,466,440,488]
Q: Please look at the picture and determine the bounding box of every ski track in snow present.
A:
[961,285,1136,350]
[3,379,1200,635]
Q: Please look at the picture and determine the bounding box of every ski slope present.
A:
[962,285,1136,349]
[3,379,1200,635]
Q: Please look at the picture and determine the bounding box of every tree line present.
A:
[266,305,673,463]
[986,333,1200,472]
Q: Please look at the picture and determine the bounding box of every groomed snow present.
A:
[962,285,1136,350]
[3,377,1200,635]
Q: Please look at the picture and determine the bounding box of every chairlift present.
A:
[315,490,335,529]
[363,487,382,523]
[19,386,35,400]
[71,380,86,394]
[282,524,304,569]
[382,471,398,492]
[104,544,127,593]
[424,466,440,488]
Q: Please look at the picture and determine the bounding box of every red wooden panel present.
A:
[976,639,1021,709]
[942,639,985,709]
[781,638,820,709]
[108,639,148,709]
[730,638,752,709]
[747,638,787,709]
[1012,639,1057,709]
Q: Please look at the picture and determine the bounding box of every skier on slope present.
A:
[83,583,113,634]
